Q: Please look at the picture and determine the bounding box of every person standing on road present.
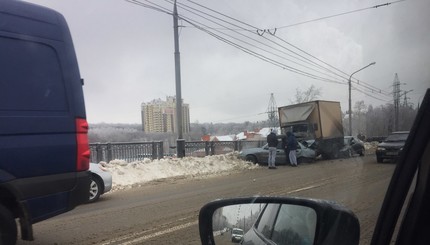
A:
[267,129,278,169]
[286,131,298,166]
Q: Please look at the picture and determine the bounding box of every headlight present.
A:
[400,147,403,151]
[377,147,386,151]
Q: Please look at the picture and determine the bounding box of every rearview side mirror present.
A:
[199,196,360,245]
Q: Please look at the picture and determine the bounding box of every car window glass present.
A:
[0,37,67,112]
[277,141,284,149]
[271,204,317,245]
[256,203,280,239]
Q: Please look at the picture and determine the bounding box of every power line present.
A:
[171,0,350,84]
[273,0,406,30]
[125,0,172,15]
[127,0,392,99]
[183,0,392,95]
[182,18,346,85]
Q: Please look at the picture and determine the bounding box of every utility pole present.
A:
[266,93,279,128]
[173,0,184,157]
[392,73,401,131]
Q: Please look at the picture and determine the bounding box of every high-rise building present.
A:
[141,96,190,133]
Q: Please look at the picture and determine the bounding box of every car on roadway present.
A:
[231,228,244,243]
[239,139,316,165]
[199,88,430,245]
[375,131,409,163]
[88,163,112,203]
[340,136,365,157]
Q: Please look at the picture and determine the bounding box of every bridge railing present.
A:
[90,140,266,163]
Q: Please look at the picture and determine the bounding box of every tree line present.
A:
[88,100,416,144]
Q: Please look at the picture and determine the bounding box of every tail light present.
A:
[76,118,90,171]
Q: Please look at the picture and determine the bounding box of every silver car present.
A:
[239,140,316,165]
[88,163,112,203]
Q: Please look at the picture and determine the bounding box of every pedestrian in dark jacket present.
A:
[286,131,298,166]
[267,129,278,169]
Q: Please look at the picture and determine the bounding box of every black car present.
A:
[376,131,409,163]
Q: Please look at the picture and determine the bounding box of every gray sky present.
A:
[27,0,430,124]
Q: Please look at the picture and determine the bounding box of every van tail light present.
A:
[76,118,90,171]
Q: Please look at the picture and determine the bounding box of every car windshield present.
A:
[385,133,409,142]
[11,1,427,245]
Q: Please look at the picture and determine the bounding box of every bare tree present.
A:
[291,85,322,104]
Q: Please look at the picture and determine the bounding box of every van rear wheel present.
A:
[0,204,17,245]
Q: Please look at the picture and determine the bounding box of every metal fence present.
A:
[90,140,266,163]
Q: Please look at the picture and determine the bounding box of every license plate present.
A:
[386,152,398,156]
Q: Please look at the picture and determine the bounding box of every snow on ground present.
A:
[99,152,260,192]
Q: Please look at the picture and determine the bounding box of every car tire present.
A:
[88,175,103,203]
[377,157,383,163]
[245,155,257,164]
[0,204,17,245]
[359,149,365,156]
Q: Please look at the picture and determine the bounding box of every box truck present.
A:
[278,100,344,159]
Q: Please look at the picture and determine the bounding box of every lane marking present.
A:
[287,184,322,194]
[100,220,198,245]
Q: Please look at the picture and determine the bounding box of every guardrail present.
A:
[90,140,266,163]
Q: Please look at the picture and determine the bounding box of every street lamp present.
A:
[348,62,376,136]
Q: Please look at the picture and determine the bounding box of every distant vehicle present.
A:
[376,131,409,163]
[239,138,316,165]
[278,100,344,159]
[340,136,365,157]
[0,1,90,243]
[231,228,244,243]
[88,163,113,203]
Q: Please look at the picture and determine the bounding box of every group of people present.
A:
[266,129,298,169]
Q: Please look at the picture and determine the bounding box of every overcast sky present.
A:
[26,0,430,124]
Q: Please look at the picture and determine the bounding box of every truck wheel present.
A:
[0,204,17,245]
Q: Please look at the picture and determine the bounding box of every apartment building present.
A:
[141,96,190,133]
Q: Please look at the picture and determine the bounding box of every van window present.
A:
[0,37,67,112]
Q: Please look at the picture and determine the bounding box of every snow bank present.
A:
[100,152,260,191]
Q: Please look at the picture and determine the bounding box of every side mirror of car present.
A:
[199,196,360,245]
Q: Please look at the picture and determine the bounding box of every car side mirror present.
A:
[199,196,360,245]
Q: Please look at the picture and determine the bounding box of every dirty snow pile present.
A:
[99,152,260,191]
[364,141,379,154]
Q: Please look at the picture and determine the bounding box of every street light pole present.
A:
[173,0,184,157]
[348,62,376,136]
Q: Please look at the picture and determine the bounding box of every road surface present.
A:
[18,155,395,245]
